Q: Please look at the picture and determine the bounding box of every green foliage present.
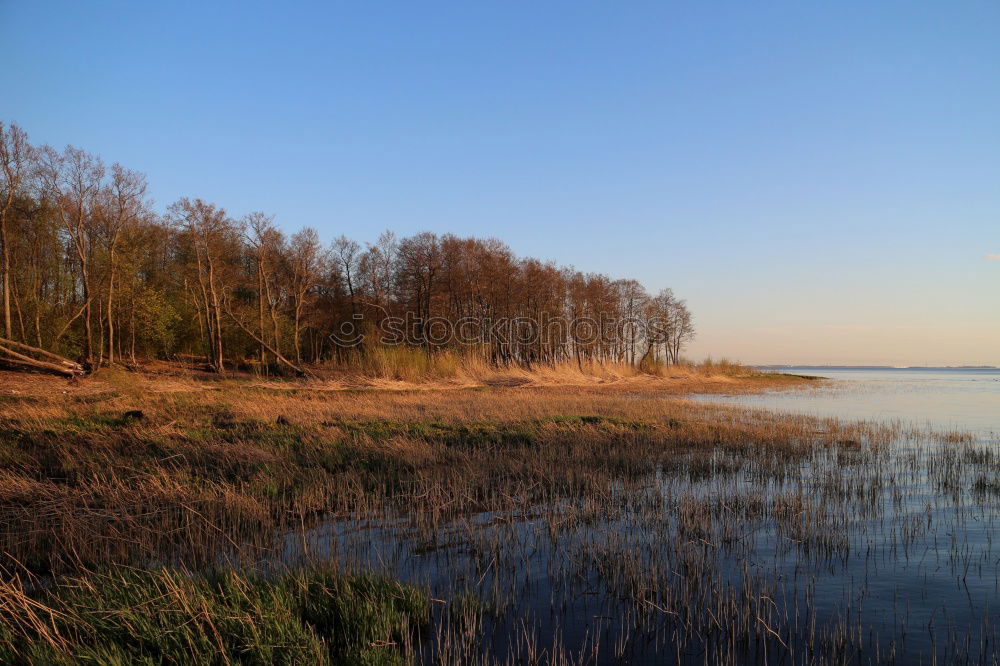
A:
[293,570,431,664]
[134,288,181,357]
[0,567,430,665]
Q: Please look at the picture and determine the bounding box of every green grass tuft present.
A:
[0,566,430,665]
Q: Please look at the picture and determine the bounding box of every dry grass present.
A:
[0,356,813,400]
[0,368,824,576]
[2,366,989,663]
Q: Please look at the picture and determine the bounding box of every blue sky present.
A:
[3,1,998,364]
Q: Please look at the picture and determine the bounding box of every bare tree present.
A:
[244,212,285,365]
[667,298,695,363]
[0,123,702,373]
[615,279,649,364]
[287,227,326,364]
[101,164,148,365]
[395,232,443,347]
[358,230,397,311]
[38,146,105,364]
[169,198,238,373]
[0,122,34,340]
[332,235,361,317]
[640,289,695,365]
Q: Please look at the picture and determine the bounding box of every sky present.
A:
[2,1,998,366]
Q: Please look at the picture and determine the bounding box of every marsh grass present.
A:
[334,347,463,382]
[0,383,876,574]
[0,373,994,663]
[315,348,774,388]
[0,565,429,665]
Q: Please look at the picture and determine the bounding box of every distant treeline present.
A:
[0,121,693,373]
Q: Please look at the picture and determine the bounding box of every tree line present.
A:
[0,121,694,375]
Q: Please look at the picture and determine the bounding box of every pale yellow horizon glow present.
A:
[687,321,1000,367]
[674,248,1000,367]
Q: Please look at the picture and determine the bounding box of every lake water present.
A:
[282,368,1000,663]
[692,367,1000,439]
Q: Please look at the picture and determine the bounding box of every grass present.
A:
[0,565,429,665]
[0,376,853,576]
[121,352,803,393]
[334,347,463,382]
[2,365,992,663]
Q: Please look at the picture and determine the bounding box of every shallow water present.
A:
[692,367,1000,438]
[273,369,1000,663]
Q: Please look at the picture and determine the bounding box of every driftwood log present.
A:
[0,338,85,377]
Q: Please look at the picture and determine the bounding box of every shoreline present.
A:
[0,363,819,400]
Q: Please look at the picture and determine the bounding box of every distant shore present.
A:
[758,364,998,370]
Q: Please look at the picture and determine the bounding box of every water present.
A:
[274,370,1000,663]
[691,367,1000,438]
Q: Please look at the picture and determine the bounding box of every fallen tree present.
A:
[222,307,317,379]
[0,338,85,377]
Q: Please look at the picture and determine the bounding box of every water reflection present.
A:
[692,368,1000,438]
[274,413,1000,663]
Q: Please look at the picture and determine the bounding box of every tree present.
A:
[169,198,239,373]
[641,289,695,365]
[101,163,148,365]
[395,232,443,348]
[0,123,699,374]
[0,122,33,340]
[332,235,361,318]
[358,230,397,314]
[287,227,326,364]
[38,145,105,364]
[615,279,649,365]
[244,212,285,365]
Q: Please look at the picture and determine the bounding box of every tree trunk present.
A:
[0,337,84,376]
[257,259,267,366]
[106,243,116,365]
[79,260,93,362]
[1,216,10,340]
[293,301,302,364]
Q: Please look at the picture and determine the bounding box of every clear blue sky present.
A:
[3,1,998,365]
